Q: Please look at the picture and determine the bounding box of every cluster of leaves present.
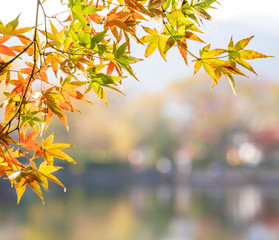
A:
[193,36,271,94]
[0,0,271,203]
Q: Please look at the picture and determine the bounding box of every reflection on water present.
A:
[1,184,279,240]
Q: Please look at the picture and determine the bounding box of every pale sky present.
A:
[211,0,279,21]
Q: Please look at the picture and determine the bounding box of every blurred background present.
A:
[1,1,279,240]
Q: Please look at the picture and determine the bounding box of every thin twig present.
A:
[0,0,41,137]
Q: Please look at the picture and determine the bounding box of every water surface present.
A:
[1,183,279,240]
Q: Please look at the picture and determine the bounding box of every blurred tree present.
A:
[63,77,279,170]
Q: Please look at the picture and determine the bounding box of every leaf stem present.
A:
[163,19,199,60]
[0,43,33,73]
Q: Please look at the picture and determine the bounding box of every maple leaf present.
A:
[34,133,76,165]
[8,165,45,204]
[140,27,167,60]
[0,16,33,36]
[20,130,41,151]
[38,161,66,192]
[228,36,273,76]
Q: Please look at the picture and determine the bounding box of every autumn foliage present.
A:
[0,0,271,203]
